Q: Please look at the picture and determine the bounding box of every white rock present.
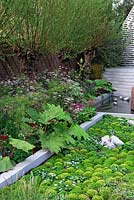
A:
[111,135,124,145]
[119,96,123,100]
[104,141,116,149]
[100,135,110,146]
[100,135,124,149]
[128,120,134,125]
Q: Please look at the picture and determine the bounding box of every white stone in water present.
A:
[119,96,123,100]
[111,135,124,146]
[123,97,129,101]
[113,102,118,105]
[113,98,118,102]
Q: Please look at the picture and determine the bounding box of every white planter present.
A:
[0,150,53,188]
[93,93,112,108]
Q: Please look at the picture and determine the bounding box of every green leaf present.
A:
[64,133,76,145]
[69,124,89,140]
[39,104,72,124]
[26,108,39,122]
[0,157,13,173]
[39,133,65,154]
[9,138,35,153]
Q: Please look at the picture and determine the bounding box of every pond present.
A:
[97,96,134,114]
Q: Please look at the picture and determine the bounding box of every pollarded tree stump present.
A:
[131,87,134,111]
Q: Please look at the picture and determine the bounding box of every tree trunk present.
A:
[82,47,96,79]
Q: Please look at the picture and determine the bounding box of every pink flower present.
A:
[70,102,85,113]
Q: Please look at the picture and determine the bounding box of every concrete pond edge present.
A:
[0,111,134,188]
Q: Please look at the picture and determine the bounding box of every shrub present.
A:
[0,0,123,69]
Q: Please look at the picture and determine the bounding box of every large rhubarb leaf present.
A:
[39,104,72,124]
[26,108,39,122]
[39,133,65,154]
[0,157,13,173]
[69,124,88,140]
[9,138,35,153]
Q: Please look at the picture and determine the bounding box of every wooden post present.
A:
[131,87,134,111]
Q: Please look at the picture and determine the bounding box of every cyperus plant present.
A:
[23,104,88,153]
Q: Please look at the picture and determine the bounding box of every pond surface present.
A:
[97,97,134,114]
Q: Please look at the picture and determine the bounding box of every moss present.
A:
[64,167,75,173]
[70,150,77,154]
[83,180,91,187]
[55,162,63,167]
[119,152,127,158]
[66,193,78,200]
[78,194,89,200]
[114,172,123,177]
[103,158,116,166]
[89,182,101,190]
[44,161,53,167]
[80,149,88,154]
[90,176,101,182]
[99,187,111,200]
[109,194,122,200]
[115,159,123,165]
[120,163,129,169]
[111,148,120,153]
[92,172,103,177]
[71,186,82,194]
[94,159,104,165]
[112,176,122,181]
[44,188,57,195]
[83,159,92,166]
[83,171,92,178]
[85,167,94,172]
[39,180,51,187]
[75,169,84,176]
[64,180,73,186]
[128,150,134,156]
[92,195,104,200]
[124,161,133,166]
[103,169,112,177]
[94,167,103,173]
[96,180,105,185]
[86,189,97,198]
[58,173,70,179]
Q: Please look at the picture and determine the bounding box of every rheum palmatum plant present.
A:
[22,104,88,153]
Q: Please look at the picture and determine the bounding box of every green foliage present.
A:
[9,138,35,153]
[0,157,13,173]
[2,115,134,198]
[0,136,34,173]
[74,106,96,123]
[87,79,113,97]
[24,104,88,153]
[0,0,123,64]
